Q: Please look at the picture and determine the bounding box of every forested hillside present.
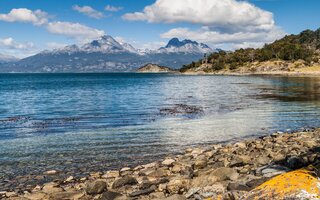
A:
[180,29,320,73]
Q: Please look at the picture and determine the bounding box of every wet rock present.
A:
[86,180,107,195]
[166,178,190,194]
[100,191,122,200]
[129,185,157,197]
[112,176,138,189]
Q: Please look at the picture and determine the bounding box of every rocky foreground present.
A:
[2,128,320,200]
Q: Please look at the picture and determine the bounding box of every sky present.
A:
[0,0,319,58]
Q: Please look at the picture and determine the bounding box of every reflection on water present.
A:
[0,73,320,189]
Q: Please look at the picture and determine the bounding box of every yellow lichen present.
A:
[243,166,320,200]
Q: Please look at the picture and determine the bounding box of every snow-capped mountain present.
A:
[0,53,18,63]
[156,38,213,54]
[0,35,216,72]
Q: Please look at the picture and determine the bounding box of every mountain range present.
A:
[0,36,215,72]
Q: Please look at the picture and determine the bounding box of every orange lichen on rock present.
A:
[243,166,320,200]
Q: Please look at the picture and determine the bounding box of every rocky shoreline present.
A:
[2,128,320,200]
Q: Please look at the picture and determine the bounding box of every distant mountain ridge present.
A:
[0,36,215,73]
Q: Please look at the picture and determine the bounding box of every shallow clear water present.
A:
[0,73,320,188]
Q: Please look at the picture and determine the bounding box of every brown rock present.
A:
[100,191,122,200]
[86,180,107,195]
[212,167,239,181]
[163,194,187,200]
[24,192,48,200]
[166,178,190,194]
[42,182,64,193]
[112,176,138,189]
[102,171,120,179]
[194,159,207,169]
[162,158,175,166]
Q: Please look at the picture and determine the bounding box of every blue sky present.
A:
[0,0,319,58]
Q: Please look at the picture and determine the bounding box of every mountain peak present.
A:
[161,38,212,53]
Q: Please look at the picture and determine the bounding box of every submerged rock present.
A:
[160,104,204,116]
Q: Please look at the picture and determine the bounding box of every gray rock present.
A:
[246,177,270,190]
[100,191,122,200]
[112,176,138,189]
[212,167,239,181]
[256,165,290,178]
[227,182,250,191]
[256,156,270,166]
[129,185,156,197]
[185,187,200,198]
[286,156,306,169]
[86,180,107,195]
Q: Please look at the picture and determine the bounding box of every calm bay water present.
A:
[0,73,320,189]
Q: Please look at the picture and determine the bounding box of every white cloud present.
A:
[123,0,286,49]
[123,0,274,32]
[72,5,104,19]
[0,37,34,49]
[105,5,123,12]
[0,8,48,25]
[0,37,37,58]
[46,21,105,42]
[161,26,286,46]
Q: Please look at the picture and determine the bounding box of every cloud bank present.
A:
[0,8,48,25]
[123,0,286,49]
[47,21,105,41]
